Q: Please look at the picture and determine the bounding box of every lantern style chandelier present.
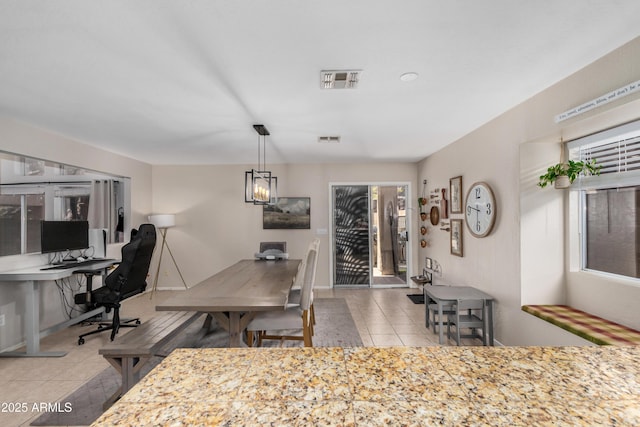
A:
[244,124,277,205]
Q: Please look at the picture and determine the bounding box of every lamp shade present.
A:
[148,214,176,229]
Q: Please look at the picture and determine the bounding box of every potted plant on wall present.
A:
[419,180,428,219]
[538,159,601,189]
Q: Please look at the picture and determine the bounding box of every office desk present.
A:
[156,259,300,347]
[0,259,117,357]
[424,285,495,345]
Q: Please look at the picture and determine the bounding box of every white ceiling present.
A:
[1,1,640,165]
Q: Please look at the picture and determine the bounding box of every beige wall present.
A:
[0,117,153,227]
[0,117,152,351]
[150,162,418,289]
[2,35,640,350]
[419,36,640,345]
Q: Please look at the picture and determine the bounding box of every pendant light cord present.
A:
[257,133,267,171]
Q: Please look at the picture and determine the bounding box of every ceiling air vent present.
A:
[318,136,341,143]
[320,70,361,89]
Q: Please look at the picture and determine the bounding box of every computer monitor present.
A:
[40,220,89,254]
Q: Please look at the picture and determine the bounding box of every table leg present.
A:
[0,281,65,357]
[486,300,494,346]
[424,287,429,328]
[228,312,242,347]
[211,312,256,347]
[25,280,39,354]
[103,356,149,410]
[438,301,445,345]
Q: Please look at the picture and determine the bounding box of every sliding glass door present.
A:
[333,185,371,286]
[332,183,409,288]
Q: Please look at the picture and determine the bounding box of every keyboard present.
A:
[40,258,116,271]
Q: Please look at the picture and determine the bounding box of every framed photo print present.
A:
[449,176,463,214]
[263,197,311,229]
[450,219,463,257]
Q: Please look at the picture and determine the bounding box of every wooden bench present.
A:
[99,310,202,409]
[522,305,640,346]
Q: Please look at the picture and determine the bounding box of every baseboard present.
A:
[148,286,188,291]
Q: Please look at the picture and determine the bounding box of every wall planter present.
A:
[553,175,570,189]
[537,159,601,189]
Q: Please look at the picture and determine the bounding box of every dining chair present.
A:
[290,239,319,290]
[259,241,287,253]
[246,247,318,347]
[424,284,455,333]
[426,299,456,334]
[446,298,486,346]
[288,238,320,328]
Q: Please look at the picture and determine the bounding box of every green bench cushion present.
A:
[522,304,640,346]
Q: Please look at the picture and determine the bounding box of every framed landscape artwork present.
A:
[263,197,311,229]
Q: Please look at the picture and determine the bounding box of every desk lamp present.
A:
[148,214,188,297]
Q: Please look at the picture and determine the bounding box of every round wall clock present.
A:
[464,181,496,238]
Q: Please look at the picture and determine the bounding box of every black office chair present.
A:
[76,224,157,344]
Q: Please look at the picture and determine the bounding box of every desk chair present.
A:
[75,224,156,344]
[73,266,115,326]
[446,299,486,346]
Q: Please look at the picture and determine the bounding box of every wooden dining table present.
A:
[155,259,301,347]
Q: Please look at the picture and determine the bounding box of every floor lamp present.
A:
[148,214,188,297]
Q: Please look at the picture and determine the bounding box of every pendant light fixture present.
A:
[244,124,278,205]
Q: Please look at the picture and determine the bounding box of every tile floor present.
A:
[0,287,479,427]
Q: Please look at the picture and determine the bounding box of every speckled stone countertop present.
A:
[92,346,640,426]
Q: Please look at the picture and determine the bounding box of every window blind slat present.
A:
[573,134,640,175]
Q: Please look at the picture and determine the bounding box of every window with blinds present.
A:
[575,135,640,175]
[568,119,640,280]
[568,120,640,190]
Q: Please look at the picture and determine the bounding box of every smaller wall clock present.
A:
[464,181,496,238]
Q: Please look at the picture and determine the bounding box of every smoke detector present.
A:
[321,70,361,89]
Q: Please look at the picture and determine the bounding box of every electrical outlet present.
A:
[0,314,5,327]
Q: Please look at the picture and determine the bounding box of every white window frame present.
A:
[568,119,640,280]
[1,151,130,257]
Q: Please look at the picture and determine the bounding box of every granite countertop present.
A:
[92,346,640,426]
